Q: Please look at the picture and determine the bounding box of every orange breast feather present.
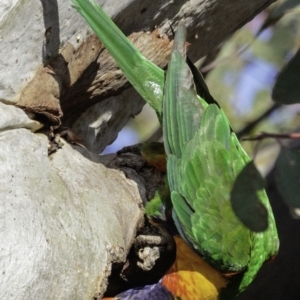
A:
[161,236,228,300]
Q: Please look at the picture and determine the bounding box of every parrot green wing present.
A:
[71,0,164,118]
[163,22,279,294]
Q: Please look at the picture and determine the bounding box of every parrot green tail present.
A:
[72,0,165,117]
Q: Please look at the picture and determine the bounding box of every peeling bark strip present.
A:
[61,29,173,126]
[17,35,103,126]
[16,28,172,127]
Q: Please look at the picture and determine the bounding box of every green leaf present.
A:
[230,161,268,232]
[272,48,300,104]
[276,147,300,208]
[145,193,164,218]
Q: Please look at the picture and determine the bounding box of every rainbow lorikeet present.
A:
[72,1,279,299]
[103,235,228,300]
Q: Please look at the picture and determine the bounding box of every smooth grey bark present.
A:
[0,128,143,299]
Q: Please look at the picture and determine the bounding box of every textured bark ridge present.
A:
[17,35,103,126]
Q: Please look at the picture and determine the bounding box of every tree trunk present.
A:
[0,0,275,299]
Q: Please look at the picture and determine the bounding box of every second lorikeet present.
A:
[103,235,228,300]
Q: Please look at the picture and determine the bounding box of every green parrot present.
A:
[72,0,279,298]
